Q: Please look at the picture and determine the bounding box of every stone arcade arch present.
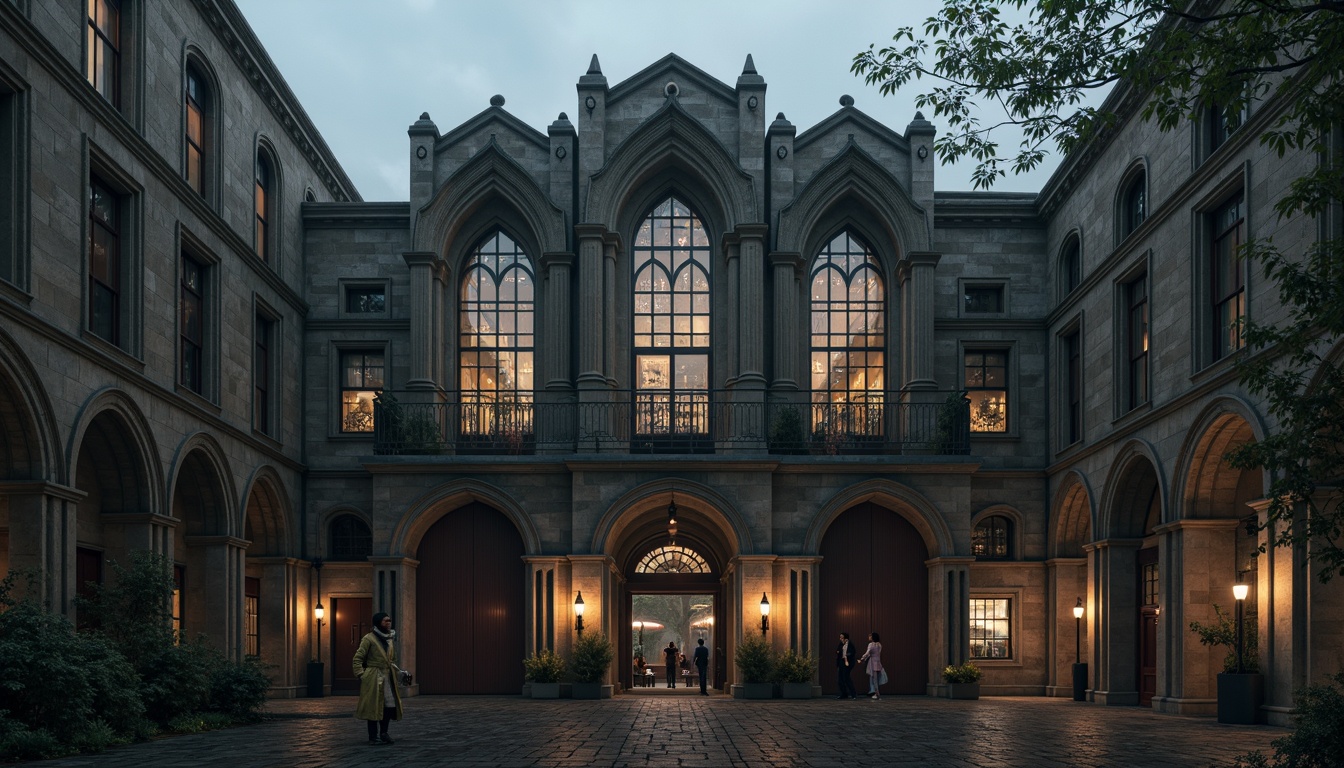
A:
[241,467,299,690]
[1048,471,1093,697]
[168,433,234,652]
[1156,397,1267,715]
[1093,442,1164,706]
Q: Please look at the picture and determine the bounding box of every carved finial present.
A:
[840,94,855,107]
[915,111,925,121]
[419,112,431,121]
[558,112,568,120]
[490,94,505,107]
[588,54,602,75]
[742,54,757,75]
[776,112,785,120]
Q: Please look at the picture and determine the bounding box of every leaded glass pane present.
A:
[809,231,885,438]
[459,231,535,437]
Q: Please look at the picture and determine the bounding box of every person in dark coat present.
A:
[835,631,858,699]
[663,642,679,688]
[693,638,710,695]
[353,612,404,745]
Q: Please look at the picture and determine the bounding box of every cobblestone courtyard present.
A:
[27,695,1285,767]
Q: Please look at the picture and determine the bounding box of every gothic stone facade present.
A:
[0,0,1340,721]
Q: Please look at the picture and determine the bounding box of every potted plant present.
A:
[523,648,566,699]
[942,661,982,699]
[773,648,815,699]
[768,405,805,454]
[735,637,775,699]
[570,633,614,699]
[1190,603,1261,723]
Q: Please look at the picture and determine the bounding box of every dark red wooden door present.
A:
[416,503,525,694]
[819,503,929,695]
[332,597,371,693]
[1138,546,1159,706]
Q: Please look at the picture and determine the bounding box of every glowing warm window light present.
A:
[636,545,709,574]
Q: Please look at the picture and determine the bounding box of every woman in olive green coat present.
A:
[353,612,404,745]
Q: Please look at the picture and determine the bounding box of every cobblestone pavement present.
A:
[30,695,1284,768]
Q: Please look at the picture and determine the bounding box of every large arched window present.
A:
[809,231,884,440]
[460,230,535,442]
[184,63,211,197]
[1119,168,1147,240]
[254,149,274,262]
[632,197,711,443]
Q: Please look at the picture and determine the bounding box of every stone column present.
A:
[1249,498,1311,726]
[1,482,82,619]
[769,252,803,391]
[736,225,768,388]
[1045,557,1088,697]
[250,556,304,696]
[185,535,248,660]
[898,251,942,391]
[724,238,741,386]
[774,556,822,661]
[567,555,614,663]
[102,512,176,556]
[1087,538,1143,705]
[574,226,606,388]
[432,259,450,388]
[403,252,440,390]
[733,555,778,658]
[540,253,574,391]
[603,235,620,385]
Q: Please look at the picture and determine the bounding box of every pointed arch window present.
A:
[809,231,885,440]
[460,231,535,443]
[632,197,711,443]
[636,544,709,574]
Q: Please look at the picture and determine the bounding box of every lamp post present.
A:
[1071,596,1087,702]
[307,558,325,698]
[1233,582,1248,674]
[759,593,770,636]
[574,591,585,637]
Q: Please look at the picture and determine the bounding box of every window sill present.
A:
[175,384,221,414]
[81,330,145,373]
[968,658,1023,669]
[1111,401,1152,428]
[0,278,32,307]
[1191,349,1243,385]
[329,431,376,441]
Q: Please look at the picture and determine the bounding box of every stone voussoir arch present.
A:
[0,325,62,482]
[804,479,953,557]
[165,431,236,536]
[1098,437,1167,538]
[238,464,294,552]
[391,478,541,557]
[584,98,757,233]
[412,140,568,258]
[65,387,164,516]
[591,478,752,558]
[1170,395,1270,522]
[1050,468,1096,558]
[776,142,931,257]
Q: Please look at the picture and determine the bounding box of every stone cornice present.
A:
[197,0,360,202]
[0,481,86,502]
[934,192,1042,228]
[302,202,410,229]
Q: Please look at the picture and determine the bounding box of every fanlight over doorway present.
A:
[636,544,709,574]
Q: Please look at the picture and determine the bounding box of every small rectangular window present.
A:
[345,286,386,314]
[244,576,260,657]
[1142,563,1159,607]
[970,598,1012,659]
[1063,330,1081,445]
[1126,275,1149,410]
[340,351,384,433]
[1211,193,1246,361]
[254,313,272,433]
[965,350,1007,433]
[88,176,121,346]
[180,255,204,393]
[964,285,1004,314]
[172,565,185,638]
[86,0,121,106]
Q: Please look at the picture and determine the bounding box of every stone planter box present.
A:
[780,683,813,699]
[946,682,980,700]
[530,682,561,699]
[742,682,774,699]
[1217,673,1263,724]
[572,683,613,699]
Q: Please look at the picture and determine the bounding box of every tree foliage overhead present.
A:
[855,1,1344,581]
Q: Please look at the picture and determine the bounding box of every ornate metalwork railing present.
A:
[372,390,970,456]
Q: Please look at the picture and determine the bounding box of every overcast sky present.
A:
[234,0,1071,202]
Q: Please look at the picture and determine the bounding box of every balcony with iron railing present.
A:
[372,390,971,457]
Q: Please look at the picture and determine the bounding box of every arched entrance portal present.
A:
[415,502,525,693]
[819,502,928,694]
[622,535,724,691]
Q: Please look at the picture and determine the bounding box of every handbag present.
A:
[878,669,889,686]
[398,669,413,686]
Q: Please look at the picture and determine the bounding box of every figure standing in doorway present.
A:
[859,631,884,700]
[693,638,710,695]
[835,631,858,699]
[663,642,680,688]
[353,612,404,745]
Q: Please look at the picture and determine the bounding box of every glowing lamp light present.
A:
[759,593,770,636]
[314,603,325,621]
[574,591,585,636]
[1232,583,1249,601]
[1072,597,1084,620]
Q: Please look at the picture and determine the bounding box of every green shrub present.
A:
[0,723,63,762]
[206,654,272,720]
[570,634,615,684]
[735,637,774,684]
[942,662,982,683]
[772,648,815,684]
[523,648,566,683]
[1232,671,1344,767]
[1188,603,1259,673]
